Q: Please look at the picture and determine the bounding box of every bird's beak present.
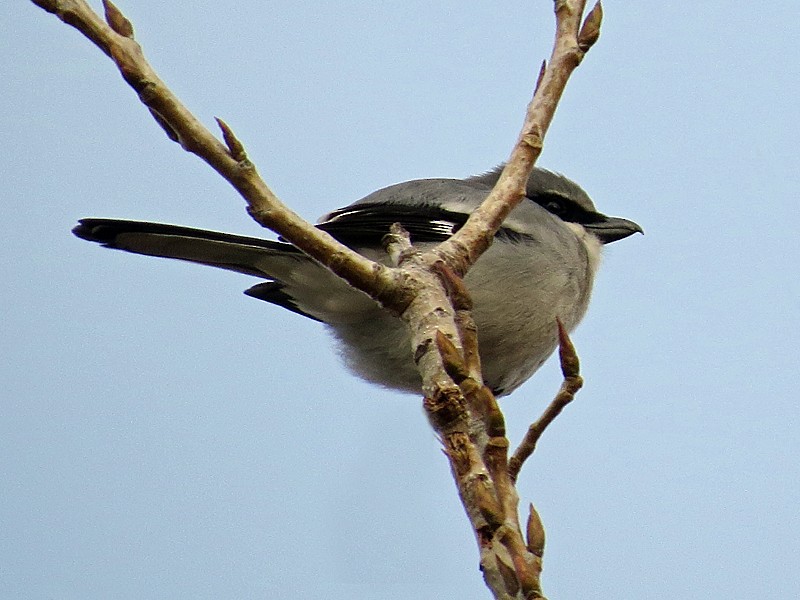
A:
[584,215,643,244]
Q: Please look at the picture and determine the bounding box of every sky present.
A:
[2,1,799,598]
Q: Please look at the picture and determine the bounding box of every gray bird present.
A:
[73,166,641,396]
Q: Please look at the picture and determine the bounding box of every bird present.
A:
[72,166,641,396]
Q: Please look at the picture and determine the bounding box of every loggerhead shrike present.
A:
[73,166,641,396]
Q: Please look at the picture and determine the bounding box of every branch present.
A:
[423,3,599,596]
[32,1,602,597]
[31,0,410,314]
[436,0,602,277]
[508,319,584,483]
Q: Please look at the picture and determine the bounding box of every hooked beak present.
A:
[584,215,643,244]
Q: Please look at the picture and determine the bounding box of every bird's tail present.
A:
[72,218,300,279]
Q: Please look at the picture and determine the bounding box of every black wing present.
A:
[317,202,539,246]
[317,202,467,246]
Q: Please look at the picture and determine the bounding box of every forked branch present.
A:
[31,1,602,597]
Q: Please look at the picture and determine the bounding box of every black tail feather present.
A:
[73,218,296,252]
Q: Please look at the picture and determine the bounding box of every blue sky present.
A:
[3,1,799,598]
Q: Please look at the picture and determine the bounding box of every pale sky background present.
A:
[3,1,799,598]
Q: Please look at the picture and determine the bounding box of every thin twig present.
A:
[436,0,601,277]
[508,319,584,483]
[32,0,408,314]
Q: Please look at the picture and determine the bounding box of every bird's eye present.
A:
[544,199,567,216]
